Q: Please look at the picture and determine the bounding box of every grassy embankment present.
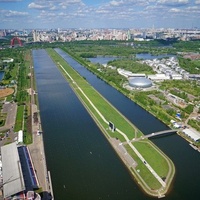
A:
[47,48,175,197]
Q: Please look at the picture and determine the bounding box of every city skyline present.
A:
[0,0,200,29]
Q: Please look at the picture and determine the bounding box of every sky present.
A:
[0,0,200,29]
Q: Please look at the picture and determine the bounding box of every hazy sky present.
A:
[0,0,200,29]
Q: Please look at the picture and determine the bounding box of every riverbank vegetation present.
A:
[107,59,155,74]
[0,47,32,144]
[178,57,200,74]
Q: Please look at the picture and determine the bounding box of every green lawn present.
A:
[134,141,169,178]
[14,105,24,131]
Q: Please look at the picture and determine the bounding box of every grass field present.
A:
[14,105,24,132]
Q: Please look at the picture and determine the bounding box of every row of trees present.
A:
[107,59,155,74]
[178,57,200,74]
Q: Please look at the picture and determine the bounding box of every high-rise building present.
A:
[32,30,37,42]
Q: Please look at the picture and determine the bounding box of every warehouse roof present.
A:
[1,142,25,198]
[183,129,200,142]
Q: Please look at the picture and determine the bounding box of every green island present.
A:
[47,48,175,198]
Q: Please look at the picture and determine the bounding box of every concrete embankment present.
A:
[28,92,54,198]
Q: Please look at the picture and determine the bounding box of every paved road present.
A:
[0,102,17,131]
[111,138,137,168]
[0,102,17,145]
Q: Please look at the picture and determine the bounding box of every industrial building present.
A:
[182,129,200,142]
[1,142,40,200]
[1,143,25,199]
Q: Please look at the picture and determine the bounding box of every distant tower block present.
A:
[32,30,38,42]
[109,121,115,132]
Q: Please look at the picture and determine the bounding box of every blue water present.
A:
[136,53,175,60]
[88,56,120,64]
[0,71,4,81]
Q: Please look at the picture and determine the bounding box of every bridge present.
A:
[122,129,177,144]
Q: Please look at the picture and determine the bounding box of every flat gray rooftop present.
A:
[1,142,25,198]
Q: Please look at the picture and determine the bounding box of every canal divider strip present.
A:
[58,63,167,190]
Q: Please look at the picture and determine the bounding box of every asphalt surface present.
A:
[0,102,17,145]
[28,104,52,199]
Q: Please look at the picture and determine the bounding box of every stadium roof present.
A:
[1,142,25,198]
[128,77,152,88]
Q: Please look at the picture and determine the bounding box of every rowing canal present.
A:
[33,49,200,200]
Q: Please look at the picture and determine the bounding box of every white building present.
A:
[18,130,23,144]
[171,74,182,80]
[148,74,170,81]
[182,129,200,142]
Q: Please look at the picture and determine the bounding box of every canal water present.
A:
[33,49,200,200]
[0,71,4,81]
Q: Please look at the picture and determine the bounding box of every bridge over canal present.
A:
[123,129,177,144]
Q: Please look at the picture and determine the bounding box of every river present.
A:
[33,49,200,200]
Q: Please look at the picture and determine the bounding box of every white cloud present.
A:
[28,2,50,9]
[5,10,28,17]
[169,8,181,12]
[185,6,200,13]
[110,0,124,6]
[28,0,84,10]
[195,0,200,4]
[158,0,189,6]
